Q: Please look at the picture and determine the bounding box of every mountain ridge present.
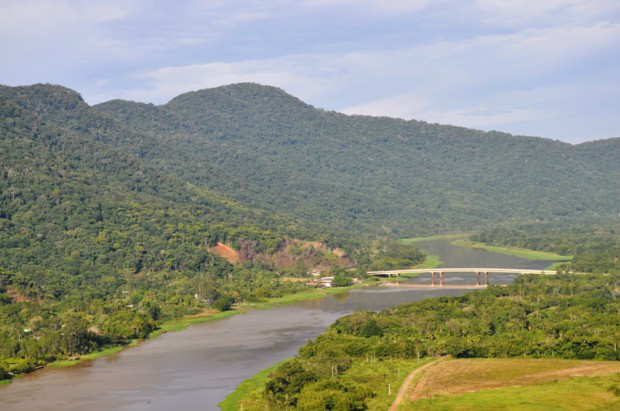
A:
[3,82,618,237]
[92,82,619,235]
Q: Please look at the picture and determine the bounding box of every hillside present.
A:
[0,84,321,289]
[94,83,620,235]
[1,81,618,379]
[0,84,354,376]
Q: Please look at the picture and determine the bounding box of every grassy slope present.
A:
[241,283,369,310]
[411,255,443,270]
[400,358,620,411]
[404,374,620,411]
[48,346,128,368]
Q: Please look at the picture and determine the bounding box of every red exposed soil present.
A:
[211,242,241,265]
[6,287,39,303]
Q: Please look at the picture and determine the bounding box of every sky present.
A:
[1,0,619,143]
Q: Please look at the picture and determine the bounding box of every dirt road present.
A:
[388,358,444,411]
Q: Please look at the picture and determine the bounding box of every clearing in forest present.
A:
[400,358,620,411]
[409,358,620,400]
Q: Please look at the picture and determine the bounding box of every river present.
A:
[0,239,555,411]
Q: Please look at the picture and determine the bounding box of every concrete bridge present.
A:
[367,268,556,287]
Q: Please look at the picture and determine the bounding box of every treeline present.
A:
[260,274,620,410]
[470,225,620,274]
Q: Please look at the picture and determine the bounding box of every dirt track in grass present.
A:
[409,358,620,401]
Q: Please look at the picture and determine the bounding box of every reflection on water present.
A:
[332,290,351,302]
[0,239,557,411]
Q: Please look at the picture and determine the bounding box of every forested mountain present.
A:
[1,82,618,378]
[94,83,620,235]
[0,84,336,293]
[0,84,351,375]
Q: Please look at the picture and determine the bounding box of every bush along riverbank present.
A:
[0,237,432,382]
[229,273,620,410]
[0,275,385,381]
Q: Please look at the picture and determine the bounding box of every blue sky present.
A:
[1,0,619,143]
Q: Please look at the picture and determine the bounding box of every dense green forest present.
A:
[0,84,363,378]
[94,83,620,235]
[255,273,620,410]
[1,82,618,385]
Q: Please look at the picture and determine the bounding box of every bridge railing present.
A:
[367,268,558,287]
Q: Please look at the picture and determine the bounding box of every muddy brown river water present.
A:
[0,239,555,411]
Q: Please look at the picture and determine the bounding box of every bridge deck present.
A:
[368,267,557,276]
[380,283,490,289]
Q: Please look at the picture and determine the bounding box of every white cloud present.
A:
[302,0,430,13]
[1,0,617,142]
[0,0,130,34]
[0,0,139,84]
[87,20,617,140]
[472,0,620,27]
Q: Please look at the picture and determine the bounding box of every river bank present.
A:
[451,239,573,261]
[31,283,369,374]
[0,238,558,411]
[403,234,573,270]
[221,236,566,410]
[222,357,437,411]
[32,253,444,374]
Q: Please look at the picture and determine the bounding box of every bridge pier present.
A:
[440,271,445,286]
[485,271,489,286]
[476,271,481,286]
[431,271,437,286]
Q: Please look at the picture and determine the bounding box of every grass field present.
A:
[451,239,573,261]
[380,255,444,283]
[400,358,620,411]
[411,255,443,270]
